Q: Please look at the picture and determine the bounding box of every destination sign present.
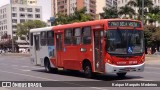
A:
[108,21,141,28]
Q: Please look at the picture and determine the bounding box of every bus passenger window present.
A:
[40,31,47,46]
[30,33,33,46]
[47,31,54,46]
[82,27,91,44]
[64,29,72,45]
[73,28,81,45]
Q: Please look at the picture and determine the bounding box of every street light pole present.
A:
[10,0,14,52]
[142,0,144,25]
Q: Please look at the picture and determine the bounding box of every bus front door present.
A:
[56,33,63,67]
[34,34,41,65]
[94,30,104,72]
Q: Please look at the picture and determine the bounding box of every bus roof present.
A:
[52,19,142,30]
[30,26,53,33]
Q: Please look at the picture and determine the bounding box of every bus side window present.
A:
[64,29,72,45]
[30,33,33,46]
[82,27,91,44]
[73,28,81,45]
[47,31,54,46]
[40,31,47,46]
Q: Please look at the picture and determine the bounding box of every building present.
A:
[0,4,42,49]
[51,0,96,19]
[0,5,11,40]
[51,0,69,17]
[96,0,117,19]
[51,0,118,20]
[11,0,37,5]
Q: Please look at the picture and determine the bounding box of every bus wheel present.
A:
[44,60,52,73]
[117,73,127,77]
[83,63,92,78]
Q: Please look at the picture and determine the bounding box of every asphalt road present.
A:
[0,55,160,90]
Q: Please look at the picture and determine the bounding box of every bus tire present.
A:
[83,62,92,78]
[117,73,127,77]
[44,60,53,73]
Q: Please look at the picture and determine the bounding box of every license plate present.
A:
[129,61,137,64]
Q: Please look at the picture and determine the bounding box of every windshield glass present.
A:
[106,29,144,55]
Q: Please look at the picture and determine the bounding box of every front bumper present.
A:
[105,63,145,73]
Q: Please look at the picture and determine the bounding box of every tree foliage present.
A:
[16,20,46,42]
[144,25,160,50]
[100,7,118,19]
[118,5,136,18]
[146,6,160,25]
[54,7,91,25]
[127,0,153,10]
[127,0,153,20]
[147,13,159,25]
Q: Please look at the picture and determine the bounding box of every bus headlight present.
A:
[106,59,112,64]
[141,58,145,63]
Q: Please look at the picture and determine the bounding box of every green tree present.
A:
[16,20,46,43]
[146,13,158,25]
[147,6,160,25]
[127,0,153,20]
[118,5,136,18]
[54,13,68,25]
[54,7,91,25]
[100,7,118,19]
[158,14,160,23]
[144,25,160,52]
[149,6,160,14]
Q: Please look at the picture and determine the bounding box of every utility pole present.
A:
[10,0,14,52]
[142,0,144,25]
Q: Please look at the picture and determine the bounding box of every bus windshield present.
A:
[106,29,144,55]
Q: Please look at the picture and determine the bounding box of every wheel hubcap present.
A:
[85,66,90,74]
[45,62,49,71]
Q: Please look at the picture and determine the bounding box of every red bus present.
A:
[32,19,145,78]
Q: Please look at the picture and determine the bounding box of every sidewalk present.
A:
[145,55,160,60]
[145,55,160,65]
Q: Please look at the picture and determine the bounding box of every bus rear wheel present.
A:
[116,73,127,77]
[83,63,92,78]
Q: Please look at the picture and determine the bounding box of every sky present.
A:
[0,0,51,22]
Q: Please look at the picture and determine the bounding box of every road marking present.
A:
[0,63,7,65]
[0,88,11,90]
[12,65,18,67]
[145,66,160,70]
[0,63,43,69]
[0,69,109,90]
[117,77,153,81]
[13,68,31,72]
[20,65,43,69]
[144,71,160,75]
[90,87,107,90]
[21,66,30,67]
[129,78,153,81]
[0,69,58,81]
